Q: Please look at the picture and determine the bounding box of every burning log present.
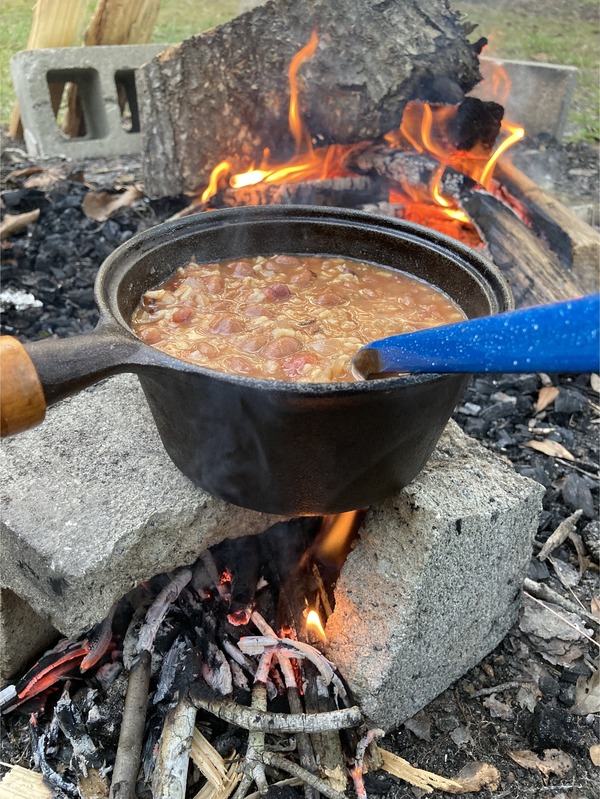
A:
[354,144,588,307]
[137,0,483,197]
[151,694,197,799]
[209,176,385,212]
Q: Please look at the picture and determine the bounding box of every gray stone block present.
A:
[475,58,578,141]
[325,420,544,731]
[0,588,58,682]
[0,375,286,637]
[10,44,167,159]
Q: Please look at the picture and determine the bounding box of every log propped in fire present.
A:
[137,0,483,198]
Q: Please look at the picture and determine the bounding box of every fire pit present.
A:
[1,0,598,795]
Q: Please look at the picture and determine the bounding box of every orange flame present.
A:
[306,609,326,641]
[199,35,524,240]
[201,32,361,203]
[314,510,364,568]
[289,30,318,150]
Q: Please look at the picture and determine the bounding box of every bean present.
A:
[262,336,301,359]
[265,283,292,301]
[315,291,345,306]
[172,307,194,323]
[209,315,245,335]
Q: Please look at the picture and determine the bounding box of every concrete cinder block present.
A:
[0,375,286,637]
[475,58,578,141]
[325,420,544,731]
[10,45,167,159]
[0,588,58,682]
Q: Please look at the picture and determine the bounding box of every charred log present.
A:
[496,160,600,294]
[354,146,588,306]
[460,188,585,307]
[449,97,504,152]
[210,176,386,211]
[138,0,482,198]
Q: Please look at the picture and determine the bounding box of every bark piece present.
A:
[137,0,482,197]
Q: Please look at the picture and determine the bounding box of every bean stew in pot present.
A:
[130,254,466,382]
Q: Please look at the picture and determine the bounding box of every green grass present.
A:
[0,0,252,127]
[1,0,598,140]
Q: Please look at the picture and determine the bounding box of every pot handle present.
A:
[0,336,47,436]
[1,330,144,437]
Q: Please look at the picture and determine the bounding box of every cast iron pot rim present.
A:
[95,204,514,396]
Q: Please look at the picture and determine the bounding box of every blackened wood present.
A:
[496,160,600,294]
[137,0,482,198]
[449,97,504,151]
[211,176,386,210]
[460,189,585,307]
[355,146,588,306]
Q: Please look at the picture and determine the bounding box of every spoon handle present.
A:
[354,294,600,377]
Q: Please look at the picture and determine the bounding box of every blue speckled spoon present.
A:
[352,294,600,379]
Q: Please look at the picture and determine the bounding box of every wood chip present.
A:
[591,596,600,621]
[508,749,573,781]
[591,373,600,393]
[379,748,462,794]
[448,762,500,793]
[535,385,559,413]
[0,761,54,798]
[190,728,240,799]
[590,744,600,767]
[525,439,575,461]
[0,209,40,240]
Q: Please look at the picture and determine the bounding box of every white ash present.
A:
[0,287,43,311]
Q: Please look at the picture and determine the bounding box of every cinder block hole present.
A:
[46,67,108,140]
[114,70,140,133]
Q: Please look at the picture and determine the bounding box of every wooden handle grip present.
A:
[1,336,46,436]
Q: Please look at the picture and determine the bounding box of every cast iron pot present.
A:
[0,206,513,515]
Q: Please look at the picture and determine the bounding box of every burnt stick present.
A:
[109,650,152,799]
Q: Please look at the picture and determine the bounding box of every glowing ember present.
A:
[306,609,326,641]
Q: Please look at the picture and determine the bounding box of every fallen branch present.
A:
[188,687,363,733]
[523,577,599,628]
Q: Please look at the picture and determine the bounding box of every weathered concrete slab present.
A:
[475,58,578,141]
[10,44,167,159]
[325,420,544,731]
[0,588,58,682]
[0,375,286,636]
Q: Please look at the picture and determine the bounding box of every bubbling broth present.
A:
[130,254,466,382]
